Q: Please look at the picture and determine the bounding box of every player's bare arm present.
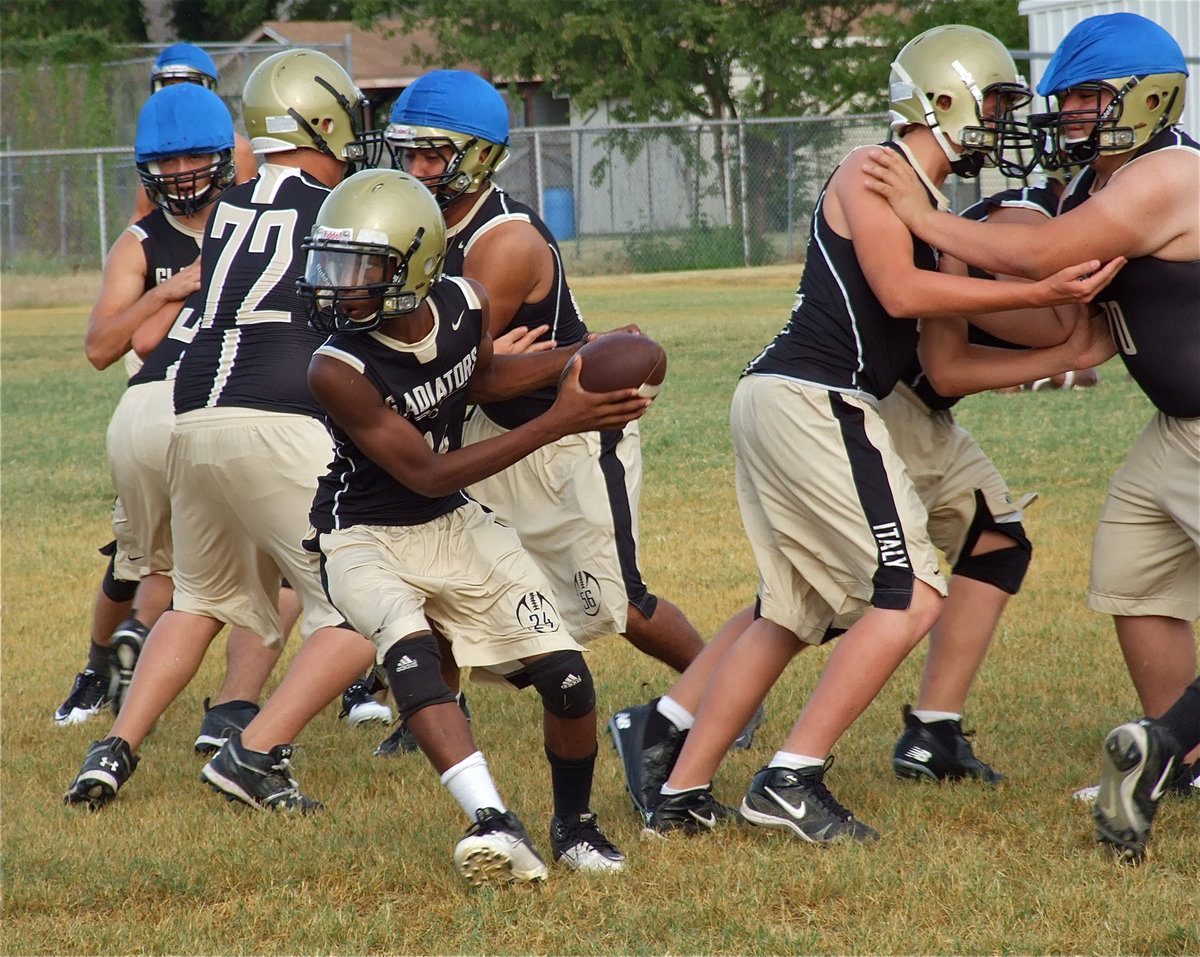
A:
[861,146,1194,276]
[84,238,199,369]
[919,309,1115,397]
[463,220,554,335]
[129,259,202,359]
[936,241,1077,349]
[832,154,1122,317]
[309,352,648,499]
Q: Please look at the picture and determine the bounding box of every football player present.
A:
[360,71,707,757]
[202,168,647,882]
[129,42,257,224]
[57,85,279,726]
[631,24,1119,842]
[64,49,372,810]
[860,12,1200,825]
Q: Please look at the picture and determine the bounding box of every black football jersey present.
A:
[442,184,588,428]
[1061,128,1200,418]
[309,276,486,530]
[172,165,332,418]
[123,209,202,388]
[743,142,940,401]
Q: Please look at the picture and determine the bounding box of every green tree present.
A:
[1,0,147,44]
[167,0,355,41]
[349,0,1024,122]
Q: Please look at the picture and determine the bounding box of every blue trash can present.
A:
[543,188,575,241]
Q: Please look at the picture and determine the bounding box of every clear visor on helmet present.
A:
[299,236,414,333]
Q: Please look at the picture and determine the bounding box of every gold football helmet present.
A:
[242,49,367,165]
[298,169,448,333]
[890,24,1033,177]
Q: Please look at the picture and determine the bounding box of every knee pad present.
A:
[520,651,595,719]
[952,523,1032,595]
[382,633,456,722]
[100,545,139,604]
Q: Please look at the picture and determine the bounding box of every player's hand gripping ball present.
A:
[564,332,667,399]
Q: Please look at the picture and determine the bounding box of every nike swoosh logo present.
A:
[1148,756,1177,802]
[451,310,464,330]
[764,787,806,820]
[688,810,716,828]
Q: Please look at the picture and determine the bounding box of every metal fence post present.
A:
[97,153,108,266]
[573,127,582,255]
[737,118,749,267]
[60,165,68,260]
[786,125,795,258]
[533,128,545,219]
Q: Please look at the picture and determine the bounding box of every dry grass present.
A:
[2,270,1197,956]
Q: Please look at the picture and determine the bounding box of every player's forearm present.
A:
[922,341,1083,397]
[467,344,582,402]
[396,418,564,498]
[910,211,1047,280]
[85,286,178,369]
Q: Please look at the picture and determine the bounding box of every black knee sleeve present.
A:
[99,541,139,603]
[519,651,595,719]
[382,633,456,722]
[952,522,1032,595]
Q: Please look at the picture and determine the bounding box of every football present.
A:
[564,332,667,398]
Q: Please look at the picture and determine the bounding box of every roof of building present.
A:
[241,20,489,91]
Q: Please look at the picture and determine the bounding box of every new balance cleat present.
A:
[200,732,323,813]
[339,679,393,727]
[1093,718,1180,864]
[375,691,470,756]
[63,737,139,809]
[740,762,879,843]
[453,807,548,885]
[54,670,111,725]
[608,700,687,821]
[549,812,626,872]
[892,705,1003,785]
[194,697,260,754]
[644,786,736,836]
[108,618,149,716]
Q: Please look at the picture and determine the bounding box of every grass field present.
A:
[2,267,1197,956]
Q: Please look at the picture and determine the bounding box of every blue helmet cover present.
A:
[153,42,218,84]
[389,70,510,144]
[135,84,235,163]
[1038,13,1188,96]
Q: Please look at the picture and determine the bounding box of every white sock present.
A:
[660,782,709,796]
[769,750,826,770]
[440,751,505,817]
[657,694,694,731]
[913,709,961,724]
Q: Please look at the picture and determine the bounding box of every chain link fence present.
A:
[1,113,1004,277]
